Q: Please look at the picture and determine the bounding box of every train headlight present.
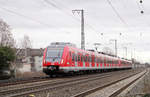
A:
[61,59,63,64]
[43,59,46,64]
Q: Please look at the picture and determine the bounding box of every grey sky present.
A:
[0,0,150,62]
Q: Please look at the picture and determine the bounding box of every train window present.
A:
[86,56,88,62]
[94,57,96,62]
[108,59,111,64]
[114,60,118,64]
[69,51,71,57]
[96,57,98,63]
[88,56,90,62]
[100,57,102,63]
[105,58,107,64]
[92,56,94,62]
[110,60,112,64]
[90,56,92,62]
[84,56,87,62]
[108,60,110,64]
[85,56,87,62]
[97,57,99,63]
[107,59,109,64]
[98,58,101,63]
[100,58,102,64]
[81,55,83,62]
[78,55,80,61]
[46,48,63,58]
[72,53,75,61]
[124,61,125,64]
[75,54,78,62]
[114,60,116,64]
[96,58,98,63]
[83,55,85,62]
[109,60,111,64]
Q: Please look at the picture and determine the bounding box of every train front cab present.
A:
[42,46,66,75]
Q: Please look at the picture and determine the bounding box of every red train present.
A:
[43,42,132,76]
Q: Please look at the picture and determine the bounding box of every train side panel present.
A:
[43,45,132,76]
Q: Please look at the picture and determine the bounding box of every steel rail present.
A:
[0,70,132,97]
[72,70,147,97]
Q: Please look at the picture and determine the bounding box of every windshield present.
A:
[46,48,64,62]
[46,48,63,58]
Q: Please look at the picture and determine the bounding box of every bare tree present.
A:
[15,35,32,60]
[21,35,32,49]
[14,35,32,76]
[0,18,15,47]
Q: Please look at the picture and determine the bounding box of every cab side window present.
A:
[81,55,83,62]
[75,54,78,62]
[84,55,87,62]
[72,53,75,62]
[78,54,80,62]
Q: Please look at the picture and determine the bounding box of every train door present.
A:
[115,60,118,68]
[107,58,109,68]
[100,57,102,68]
[110,59,112,68]
[77,53,81,67]
[91,54,95,67]
[71,52,75,67]
[89,55,92,67]
[86,54,90,67]
[82,53,86,68]
[66,51,72,67]
[119,60,121,67]
[75,53,78,67]
[84,54,88,67]
[96,56,99,67]
[104,57,106,67]
[100,56,103,68]
[118,60,121,68]
[112,59,114,68]
[80,54,83,67]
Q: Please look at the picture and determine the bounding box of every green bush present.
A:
[0,46,15,70]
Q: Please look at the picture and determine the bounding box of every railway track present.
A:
[0,69,138,97]
[0,77,50,87]
[0,70,123,88]
[0,71,119,97]
[72,69,148,97]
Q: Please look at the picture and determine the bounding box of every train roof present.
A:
[47,43,131,62]
[49,42,76,48]
[68,46,117,59]
[67,46,131,62]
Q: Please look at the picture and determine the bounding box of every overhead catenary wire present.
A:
[43,0,102,34]
[106,0,129,27]
[43,0,81,22]
[105,0,139,41]
[0,6,52,27]
[52,0,104,31]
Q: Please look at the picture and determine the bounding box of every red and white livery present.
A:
[43,42,132,76]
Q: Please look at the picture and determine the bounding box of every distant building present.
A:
[16,48,44,72]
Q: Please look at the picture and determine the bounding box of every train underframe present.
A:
[43,65,132,77]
